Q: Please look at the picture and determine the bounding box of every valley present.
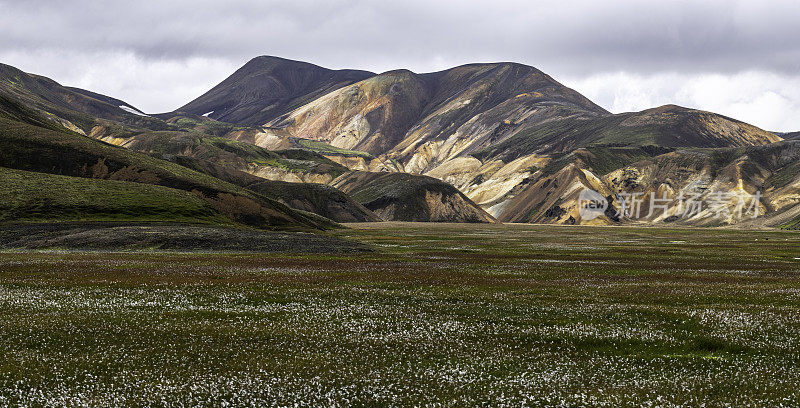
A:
[4,56,799,230]
[0,223,798,406]
[2,1,798,406]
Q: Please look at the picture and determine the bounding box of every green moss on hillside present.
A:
[0,117,333,230]
[0,167,229,224]
[292,138,373,158]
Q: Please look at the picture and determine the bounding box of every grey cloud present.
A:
[2,0,799,75]
[1,0,799,130]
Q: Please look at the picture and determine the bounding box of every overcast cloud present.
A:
[1,0,798,130]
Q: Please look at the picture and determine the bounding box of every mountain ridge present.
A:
[2,57,798,228]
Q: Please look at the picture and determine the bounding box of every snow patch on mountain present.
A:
[119,105,150,117]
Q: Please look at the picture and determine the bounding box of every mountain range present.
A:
[2,56,799,231]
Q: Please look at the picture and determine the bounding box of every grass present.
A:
[0,223,799,406]
[292,137,374,158]
[0,117,332,230]
[473,107,770,164]
[118,130,349,178]
[0,167,228,224]
[207,137,348,176]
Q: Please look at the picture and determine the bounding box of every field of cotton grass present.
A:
[1,223,799,406]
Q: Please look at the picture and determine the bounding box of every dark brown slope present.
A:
[173,56,375,125]
[0,62,163,132]
[331,172,496,223]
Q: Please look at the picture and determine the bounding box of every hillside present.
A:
[96,130,349,183]
[475,105,781,162]
[488,141,800,227]
[172,57,793,227]
[0,167,228,224]
[0,116,335,230]
[173,56,375,125]
[3,56,798,228]
[331,172,496,223]
[247,180,381,223]
[170,156,380,223]
[266,62,608,166]
[0,63,166,133]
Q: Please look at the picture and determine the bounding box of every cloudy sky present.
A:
[2,0,799,131]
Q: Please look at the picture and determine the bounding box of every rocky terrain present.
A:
[172,56,374,125]
[2,56,798,228]
[331,171,497,223]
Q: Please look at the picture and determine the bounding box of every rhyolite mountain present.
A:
[0,63,167,134]
[3,57,799,227]
[0,61,492,224]
[173,56,795,227]
[0,99,337,230]
[172,56,375,125]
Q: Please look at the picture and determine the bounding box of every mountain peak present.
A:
[174,56,375,124]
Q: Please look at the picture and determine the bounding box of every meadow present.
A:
[1,223,799,406]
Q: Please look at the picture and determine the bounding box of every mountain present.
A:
[265,62,608,163]
[88,129,380,222]
[3,57,798,228]
[172,56,375,125]
[0,62,378,224]
[95,130,350,184]
[0,112,335,230]
[474,105,781,161]
[331,172,497,223]
[485,140,800,227]
[0,62,166,133]
[169,57,796,227]
[246,180,381,223]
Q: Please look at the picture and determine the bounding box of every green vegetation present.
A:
[475,113,662,162]
[0,167,227,224]
[0,92,68,131]
[208,137,348,176]
[169,115,248,137]
[537,146,656,177]
[247,180,378,222]
[475,106,773,163]
[0,117,334,230]
[114,131,348,179]
[765,161,800,190]
[0,119,256,196]
[292,137,373,158]
[0,224,799,405]
[343,173,448,204]
[333,172,494,222]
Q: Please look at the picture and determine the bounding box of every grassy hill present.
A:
[0,167,228,224]
[105,130,349,179]
[171,156,380,223]
[0,116,336,230]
